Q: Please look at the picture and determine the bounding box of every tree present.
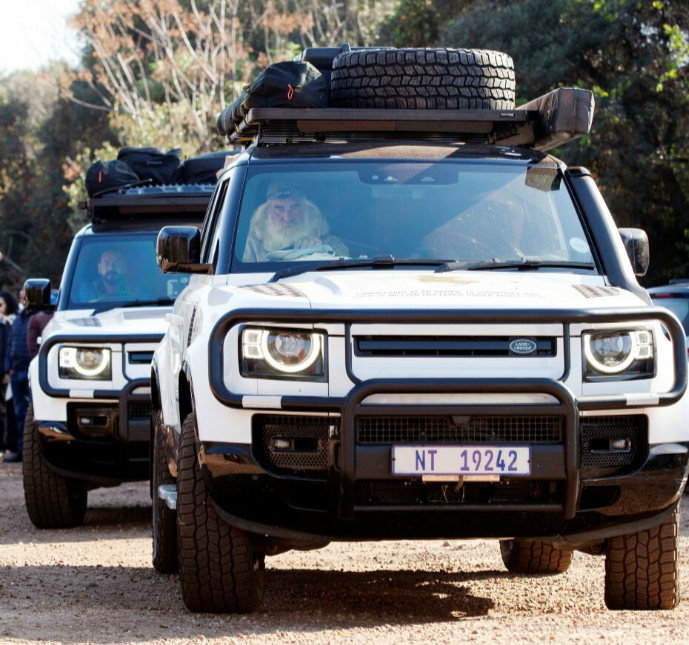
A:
[442,0,689,284]
[66,0,397,154]
[0,66,117,287]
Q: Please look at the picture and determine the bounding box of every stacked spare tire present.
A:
[85,148,230,198]
[330,48,515,110]
[217,47,516,137]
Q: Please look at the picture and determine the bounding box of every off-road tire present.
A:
[330,48,515,110]
[500,539,573,574]
[177,413,265,613]
[22,404,88,529]
[604,507,680,610]
[152,414,178,574]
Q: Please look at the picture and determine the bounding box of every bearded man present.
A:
[79,249,133,302]
[243,182,348,262]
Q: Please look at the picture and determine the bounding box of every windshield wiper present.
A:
[270,257,446,282]
[435,257,596,273]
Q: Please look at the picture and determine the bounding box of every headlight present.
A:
[59,347,112,380]
[583,330,654,379]
[241,328,325,379]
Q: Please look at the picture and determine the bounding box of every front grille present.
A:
[356,479,559,506]
[580,415,646,468]
[354,336,556,357]
[253,415,336,473]
[357,416,562,444]
[129,401,153,420]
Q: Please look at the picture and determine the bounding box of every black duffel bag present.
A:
[179,151,236,185]
[117,147,183,184]
[217,61,328,136]
[85,159,141,197]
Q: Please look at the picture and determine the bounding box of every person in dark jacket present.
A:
[26,292,57,360]
[0,290,19,457]
[4,299,34,462]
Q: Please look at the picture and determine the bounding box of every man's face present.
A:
[268,198,305,228]
[98,251,125,286]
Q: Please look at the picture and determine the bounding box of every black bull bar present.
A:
[208,307,688,521]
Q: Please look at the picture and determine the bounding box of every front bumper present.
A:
[199,305,688,541]
[37,378,153,485]
[34,331,161,484]
[200,376,688,542]
[202,439,687,542]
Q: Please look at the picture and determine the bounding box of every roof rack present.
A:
[231,107,537,147]
[229,87,594,153]
[78,183,216,224]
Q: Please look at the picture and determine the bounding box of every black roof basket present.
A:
[228,87,594,153]
[78,184,216,225]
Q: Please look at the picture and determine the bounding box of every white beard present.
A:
[263,220,318,251]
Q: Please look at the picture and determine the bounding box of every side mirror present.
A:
[24,279,53,310]
[618,228,649,277]
[156,226,210,274]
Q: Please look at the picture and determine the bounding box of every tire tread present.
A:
[500,539,573,574]
[152,414,178,573]
[176,413,264,613]
[331,48,515,110]
[604,507,680,610]
[22,404,87,529]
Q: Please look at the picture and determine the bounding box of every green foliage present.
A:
[441,0,689,285]
[378,0,463,47]
[0,68,117,288]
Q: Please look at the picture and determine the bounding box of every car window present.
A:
[201,178,229,264]
[230,162,595,270]
[66,233,190,310]
[651,294,689,335]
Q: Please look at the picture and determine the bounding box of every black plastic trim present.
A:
[567,171,652,305]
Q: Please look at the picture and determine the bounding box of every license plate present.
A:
[392,445,531,476]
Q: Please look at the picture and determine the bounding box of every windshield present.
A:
[65,232,190,311]
[231,161,595,272]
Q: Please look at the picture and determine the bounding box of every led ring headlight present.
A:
[583,330,653,376]
[241,328,324,377]
[261,330,321,373]
[59,346,112,378]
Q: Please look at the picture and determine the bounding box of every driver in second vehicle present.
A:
[80,249,132,301]
[243,181,348,262]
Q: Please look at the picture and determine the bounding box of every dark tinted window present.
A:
[66,233,190,311]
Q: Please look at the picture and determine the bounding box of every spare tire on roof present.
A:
[330,48,515,110]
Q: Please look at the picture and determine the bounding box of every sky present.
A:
[0,0,82,74]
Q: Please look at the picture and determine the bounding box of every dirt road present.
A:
[1,461,689,644]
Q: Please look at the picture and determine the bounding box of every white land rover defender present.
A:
[23,166,225,529]
[151,48,688,613]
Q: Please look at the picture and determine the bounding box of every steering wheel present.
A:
[91,289,132,302]
[266,244,336,261]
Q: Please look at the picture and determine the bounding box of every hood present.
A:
[46,306,172,339]
[229,271,646,311]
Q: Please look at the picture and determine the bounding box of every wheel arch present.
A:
[178,362,194,434]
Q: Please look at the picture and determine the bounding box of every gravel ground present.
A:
[1,461,689,644]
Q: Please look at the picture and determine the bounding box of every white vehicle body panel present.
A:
[30,306,171,423]
[156,269,689,446]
